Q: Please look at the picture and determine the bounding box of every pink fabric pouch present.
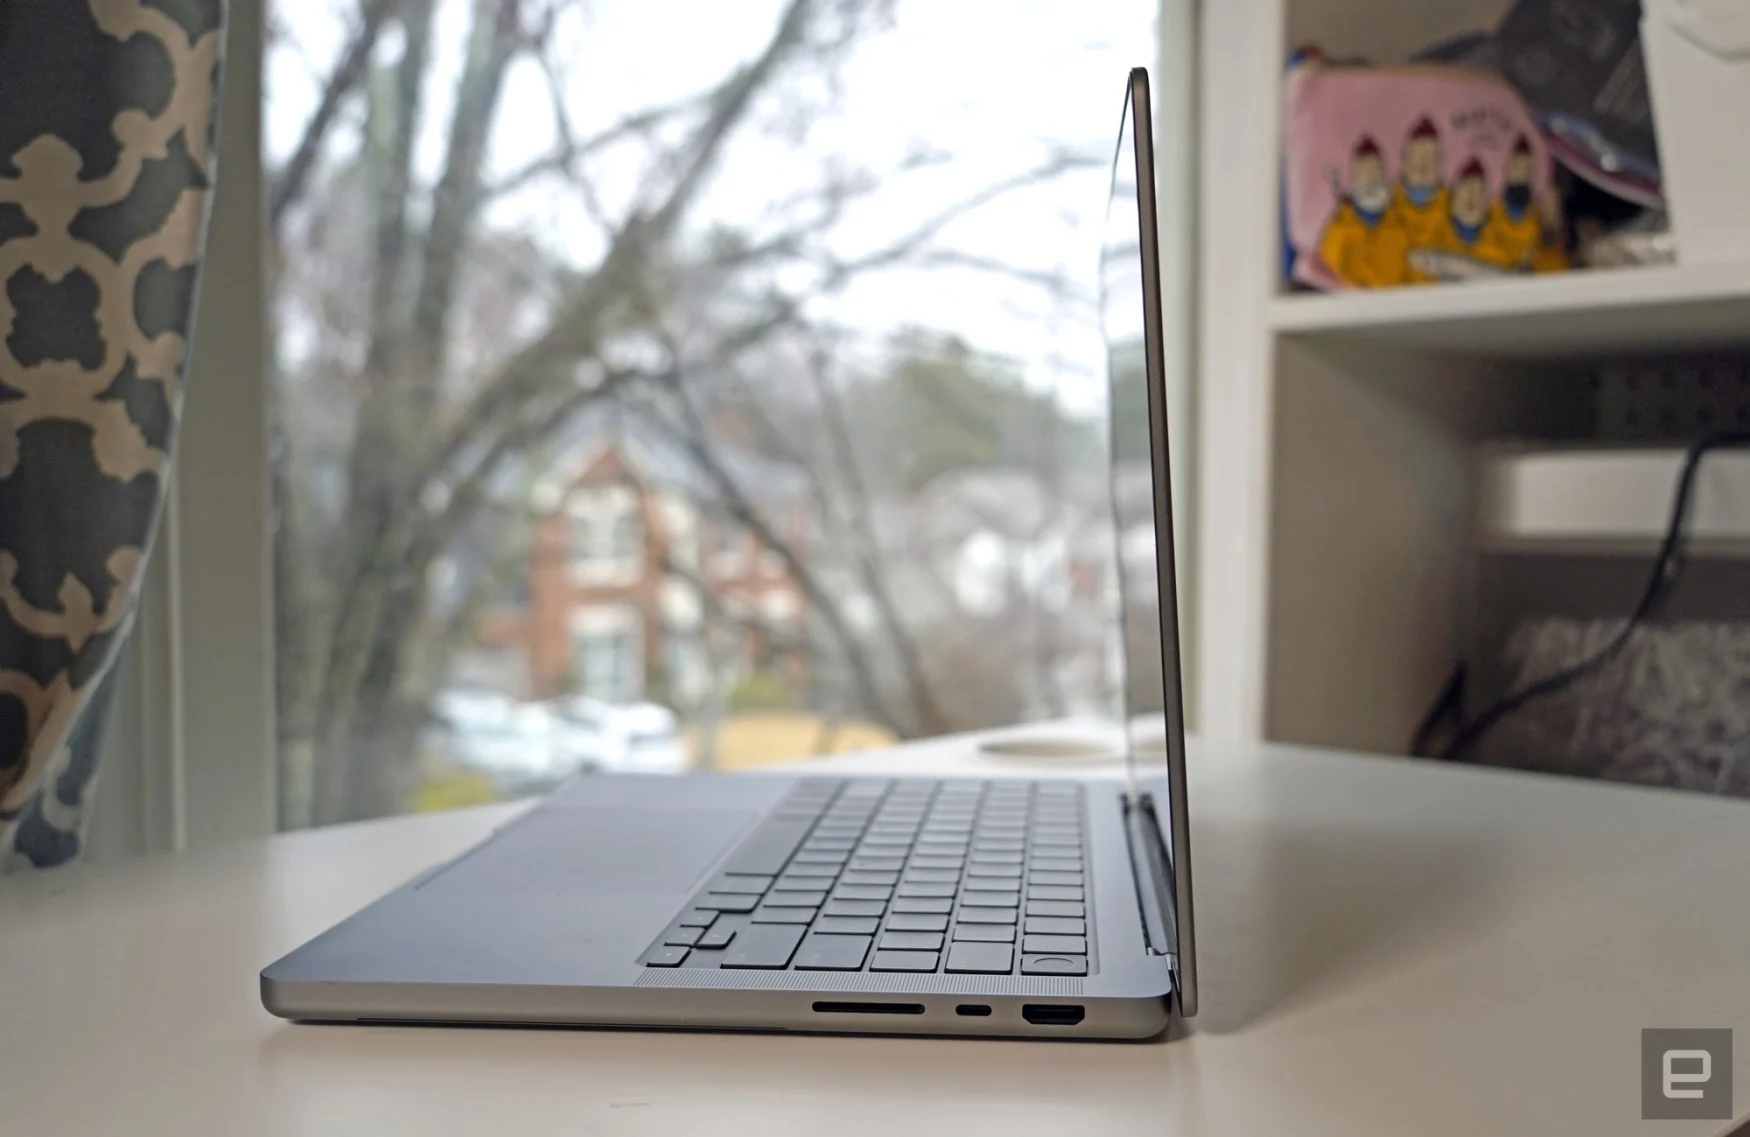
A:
[1283,53,1568,290]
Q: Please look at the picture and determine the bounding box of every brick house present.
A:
[475,422,811,708]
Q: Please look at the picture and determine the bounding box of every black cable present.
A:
[1408,662,1465,758]
[1436,430,1750,765]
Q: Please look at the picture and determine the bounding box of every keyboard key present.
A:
[645,946,689,967]
[956,907,1017,925]
[1029,872,1084,887]
[813,916,879,935]
[767,890,826,907]
[698,923,739,949]
[678,910,718,928]
[794,933,872,971]
[665,926,705,946]
[1028,858,1083,873]
[901,869,960,884]
[711,875,773,894]
[887,912,948,932]
[891,897,952,914]
[1022,934,1087,954]
[752,906,816,924]
[805,838,856,852]
[908,856,964,870]
[1021,954,1087,976]
[973,840,1025,853]
[721,817,814,875]
[870,950,939,972]
[779,867,839,882]
[824,899,885,917]
[961,890,1020,907]
[1027,900,1084,918]
[945,942,1014,974]
[723,924,806,968]
[1027,886,1083,902]
[832,885,893,902]
[879,931,944,951]
[840,871,899,887]
[850,857,905,872]
[966,876,1021,891]
[1025,916,1087,936]
[971,852,1023,866]
[898,882,955,898]
[700,893,759,912]
[953,923,1015,943]
[792,851,848,865]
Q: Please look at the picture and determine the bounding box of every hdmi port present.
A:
[1022,1004,1086,1026]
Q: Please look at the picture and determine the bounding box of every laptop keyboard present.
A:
[640,778,1090,977]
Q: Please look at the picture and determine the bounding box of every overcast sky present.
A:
[267,0,1158,416]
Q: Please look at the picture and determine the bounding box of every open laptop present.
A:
[261,67,1196,1039]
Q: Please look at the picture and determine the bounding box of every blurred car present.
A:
[426,686,564,794]
[549,696,690,776]
[426,687,690,795]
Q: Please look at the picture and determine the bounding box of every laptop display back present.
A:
[1100,66,1196,1016]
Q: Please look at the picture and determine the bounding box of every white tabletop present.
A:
[4,729,1749,1136]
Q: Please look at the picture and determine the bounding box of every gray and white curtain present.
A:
[0,0,225,869]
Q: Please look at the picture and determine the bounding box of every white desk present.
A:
[4,731,1749,1136]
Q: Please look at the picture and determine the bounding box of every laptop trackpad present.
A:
[422,807,753,898]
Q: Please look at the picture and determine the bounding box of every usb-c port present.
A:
[955,1004,992,1017]
[1022,1004,1086,1026]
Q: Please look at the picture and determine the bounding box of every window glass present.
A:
[268,0,1155,825]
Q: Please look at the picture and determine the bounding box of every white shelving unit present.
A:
[1191,0,1750,754]
[1269,262,1750,357]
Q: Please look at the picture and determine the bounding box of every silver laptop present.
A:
[260,67,1196,1040]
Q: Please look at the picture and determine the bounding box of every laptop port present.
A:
[955,1004,992,1017]
[811,1001,925,1015]
[1022,1004,1086,1026]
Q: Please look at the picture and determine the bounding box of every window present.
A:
[258,0,1164,829]
[572,608,643,705]
[568,486,643,583]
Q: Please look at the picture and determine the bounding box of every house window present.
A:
[569,486,643,584]
[572,609,643,704]
[611,510,643,562]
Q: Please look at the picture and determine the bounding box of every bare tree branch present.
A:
[639,368,914,737]
[270,0,406,229]
[485,95,700,204]
[414,0,836,508]
[410,0,527,372]
[803,335,950,735]
[907,248,1095,310]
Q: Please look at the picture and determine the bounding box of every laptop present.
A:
[260,67,1197,1039]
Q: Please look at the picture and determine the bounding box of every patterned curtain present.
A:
[0,0,226,869]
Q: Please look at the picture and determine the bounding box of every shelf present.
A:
[1478,448,1750,543]
[1268,262,1750,358]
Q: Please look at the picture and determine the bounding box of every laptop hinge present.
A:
[1122,789,1179,961]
